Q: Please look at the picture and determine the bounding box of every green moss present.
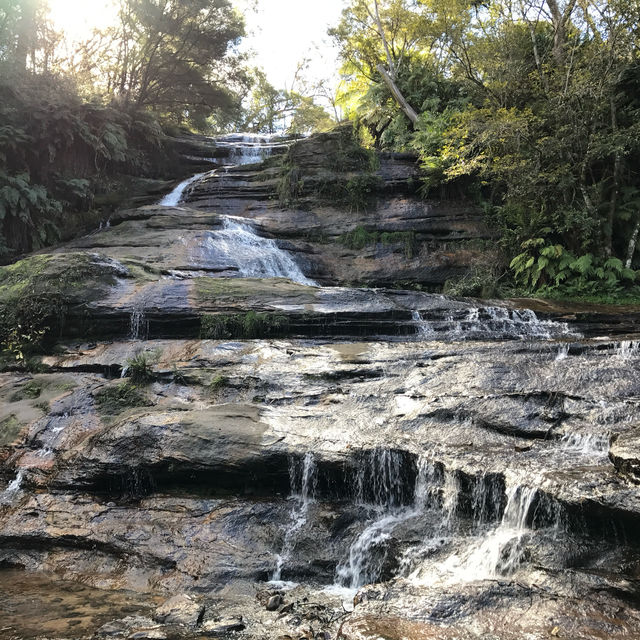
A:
[0,252,127,359]
[208,374,229,392]
[194,277,316,304]
[9,380,42,402]
[94,382,153,415]
[0,414,23,446]
[201,311,288,339]
[339,226,417,258]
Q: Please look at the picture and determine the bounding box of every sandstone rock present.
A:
[153,594,204,626]
[202,617,246,634]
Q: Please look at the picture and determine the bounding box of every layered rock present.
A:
[1,132,640,640]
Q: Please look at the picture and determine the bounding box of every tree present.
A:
[104,0,245,125]
[330,0,433,127]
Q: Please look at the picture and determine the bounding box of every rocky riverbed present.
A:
[1,133,640,640]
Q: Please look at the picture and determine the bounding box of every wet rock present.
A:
[153,594,204,626]
[267,594,285,611]
[96,617,159,637]
[610,431,640,482]
[202,617,246,634]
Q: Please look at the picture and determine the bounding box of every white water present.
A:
[0,470,25,504]
[555,343,570,360]
[407,483,546,585]
[560,432,610,458]
[412,306,576,341]
[159,172,208,206]
[336,451,429,589]
[129,306,148,341]
[201,216,317,286]
[271,453,317,582]
[615,340,640,358]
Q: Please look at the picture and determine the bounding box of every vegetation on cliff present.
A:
[331,0,640,300]
[0,0,245,259]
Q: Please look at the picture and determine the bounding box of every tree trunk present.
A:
[376,64,419,125]
[14,0,38,70]
[626,218,640,269]
[606,97,621,257]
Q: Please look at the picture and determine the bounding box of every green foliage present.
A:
[201,312,289,339]
[332,0,640,297]
[94,381,152,415]
[124,352,156,384]
[339,226,417,258]
[9,380,42,402]
[510,240,637,297]
[208,374,229,393]
[0,71,168,256]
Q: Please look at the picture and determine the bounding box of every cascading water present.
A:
[159,172,208,207]
[199,216,317,286]
[0,470,25,504]
[271,453,317,582]
[615,340,640,358]
[413,306,576,341]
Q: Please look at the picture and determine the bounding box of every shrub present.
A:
[123,352,155,383]
[201,312,288,339]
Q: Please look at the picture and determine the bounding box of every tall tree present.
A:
[106,0,245,123]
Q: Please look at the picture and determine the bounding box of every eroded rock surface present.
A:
[1,133,640,640]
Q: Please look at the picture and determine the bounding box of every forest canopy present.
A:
[330,0,640,299]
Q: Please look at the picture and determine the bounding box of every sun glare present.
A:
[47,0,118,43]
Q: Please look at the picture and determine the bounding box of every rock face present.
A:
[1,133,640,640]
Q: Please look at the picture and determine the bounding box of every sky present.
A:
[46,0,346,90]
[238,0,346,89]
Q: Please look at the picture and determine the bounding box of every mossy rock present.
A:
[0,415,24,447]
[0,252,129,358]
[194,277,317,305]
[94,381,154,416]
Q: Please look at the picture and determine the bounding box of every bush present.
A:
[123,352,156,383]
[201,312,288,339]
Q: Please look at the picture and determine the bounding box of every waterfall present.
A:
[560,432,610,458]
[158,172,207,207]
[1,470,25,504]
[413,306,576,341]
[271,453,317,582]
[412,310,435,339]
[129,305,148,341]
[615,340,640,358]
[200,216,317,286]
[336,450,424,589]
[555,343,570,360]
[440,484,561,582]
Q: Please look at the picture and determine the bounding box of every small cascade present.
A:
[354,449,409,508]
[412,310,435,339]
[1,470,25,504]
[448,307,574,340]
[200,216,317,286]
[614,340,640,358]
[560,432,610,458]
[555,343,570,360]
[214,133,286,167]
[158,172,208,207]
[413,306,576,341]
[441,470,460,530]
[129,305,148,341]
[271,453,317,582]
[336,450,425,589]
[452,484,543,580]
